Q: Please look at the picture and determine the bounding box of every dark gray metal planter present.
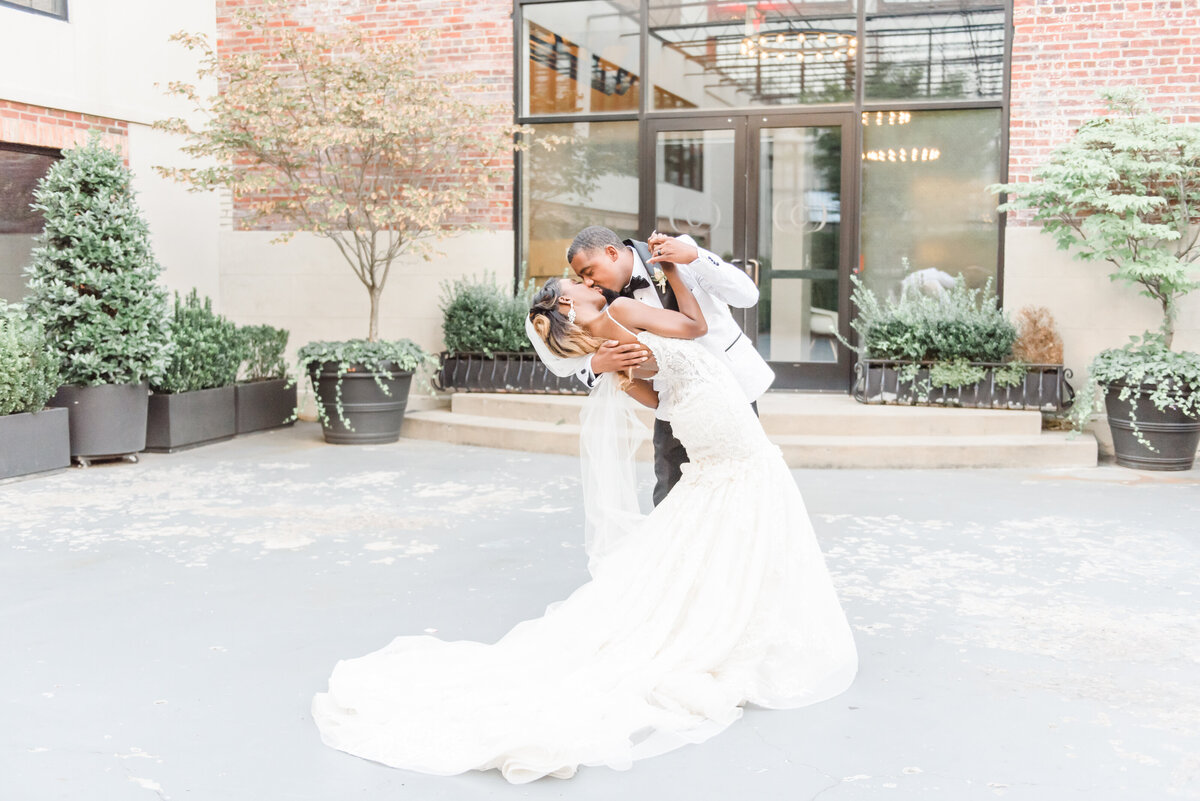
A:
[0,407,70,480]
[235,378,297,434]
[309,361,412,445]
[1103,383,1200,471]
[854,360,1075,411]
[435,352,586,394]
[49,382,149,464]
[146,385,236,453]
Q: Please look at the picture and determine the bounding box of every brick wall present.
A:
[0,100,127,157]
[1007,0,1200,221]
[215,0,515,231]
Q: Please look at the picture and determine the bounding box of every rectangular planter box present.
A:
[145,385,236,453]
[853,360,1075,411]
[435,352,586,395]
[0,407,71,480]
[235,378,297,434]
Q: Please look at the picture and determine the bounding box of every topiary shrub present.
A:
[0,300,61,416]
[440,274,534,357]
[23,132,171,387]
[153,289,245,394]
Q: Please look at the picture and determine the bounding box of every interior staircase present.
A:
[401,392,1098,469]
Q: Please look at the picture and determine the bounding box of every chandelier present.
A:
[740,30,856,63]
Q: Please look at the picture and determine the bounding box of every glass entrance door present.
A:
[644,112,855,390]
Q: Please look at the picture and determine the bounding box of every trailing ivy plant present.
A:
[238,324,290,382]
[0,301,61,416]
[929,359,987,390]
[23,133,171,386]
[440,273,535,357]
[296,339,434,430]
[992,89,1200,443]
[153,290,245,394]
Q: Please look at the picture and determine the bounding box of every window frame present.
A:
[0,0,68,21]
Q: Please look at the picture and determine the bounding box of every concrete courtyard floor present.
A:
[1,422,1198,801]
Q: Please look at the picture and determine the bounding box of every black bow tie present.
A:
[617,275,650,299]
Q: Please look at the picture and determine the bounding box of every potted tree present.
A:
[155,8,531,444]
[0,300,69,480]
[146,290,244,452]
[235,323,296,435]
[993,89,1200,470]
[24,133,172,466]
[436,273,584,395]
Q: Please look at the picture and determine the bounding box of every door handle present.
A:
[746,258,761,286]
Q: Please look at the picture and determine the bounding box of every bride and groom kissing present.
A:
[311,225,858,784]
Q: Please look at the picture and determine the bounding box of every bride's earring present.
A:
[564,298,577,325]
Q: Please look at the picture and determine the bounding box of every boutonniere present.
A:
[651,266,668,292]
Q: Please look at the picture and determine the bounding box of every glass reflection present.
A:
[654,129,736,255]
[521,121,640,281]
[648,0,857,109]
[523,1,641,116]
[859,109,1001,300]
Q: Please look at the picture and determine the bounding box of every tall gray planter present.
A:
[309,361,412,445]
[146,385,236,453]
[1104,383,1200,471]
[235,378,297,434]
[0,407,71,480]
[49,382,149,465]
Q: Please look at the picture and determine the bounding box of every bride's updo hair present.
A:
[529,278,605,359]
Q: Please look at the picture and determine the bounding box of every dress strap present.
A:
[605,306,640,338]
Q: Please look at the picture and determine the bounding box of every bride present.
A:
[311,258,859,783]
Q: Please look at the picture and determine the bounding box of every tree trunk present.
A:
[368,289,381,342]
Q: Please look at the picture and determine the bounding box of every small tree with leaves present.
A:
[155,5,535,342]
[23,133,171,387]
[992,89,1200,349]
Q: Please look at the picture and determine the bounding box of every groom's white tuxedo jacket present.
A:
[525,235,775,419]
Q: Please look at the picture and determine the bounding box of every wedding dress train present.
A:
[311,331,858,783]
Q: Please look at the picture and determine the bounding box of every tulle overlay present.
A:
[312,333,858,783]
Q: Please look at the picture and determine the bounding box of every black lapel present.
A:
[623,238,678,311]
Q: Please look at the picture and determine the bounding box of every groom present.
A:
[525,225,774,505]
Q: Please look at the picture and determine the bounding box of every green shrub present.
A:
[0,301,60,416]
[153,290,244,394]
[239,324,289,381]
[440,274,534,356]
[23,133,171,386]
[849,275,1017,363]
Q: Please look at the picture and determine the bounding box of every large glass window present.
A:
[859,109,1002,299]
[0,144,58,302]
[648,0,858,109]
[522,0,641,116]
[864,0,1005,101]
[520,121,640,281]
[0,0,68,20]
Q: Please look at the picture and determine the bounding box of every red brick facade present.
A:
[215,0,515,231]
[0,100,127,158]
[1007,0,1200,222]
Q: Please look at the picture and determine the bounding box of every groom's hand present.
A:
[592,340,649,374]
[646,233,698,266]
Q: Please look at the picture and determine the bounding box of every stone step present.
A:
[448,392,1043,437]
[401,409,1098,469]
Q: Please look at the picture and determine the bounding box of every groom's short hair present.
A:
[567,226,622,264]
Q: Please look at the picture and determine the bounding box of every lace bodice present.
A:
[636,331,772,465]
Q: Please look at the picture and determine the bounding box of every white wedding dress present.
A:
[311,331,858,783]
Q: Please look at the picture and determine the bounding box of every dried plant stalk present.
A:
[1012,305,1064,365]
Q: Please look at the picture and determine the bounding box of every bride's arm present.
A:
[607,264,708,340]
[622,376,659,409]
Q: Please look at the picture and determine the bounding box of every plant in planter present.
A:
[235,323,296,434]
[146,289,245,452]
[435,273,581,394]
[0,300,69,480]
[993,89,1200,469]
[24,133,171,465]
[847,275,1072,409]
[157,7,538,443]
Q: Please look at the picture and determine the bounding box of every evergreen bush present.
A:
[0,301,61,416]
[239,324,290,382]
[153,290,244,394]
[23,133,171,386]
[440,274,535,356]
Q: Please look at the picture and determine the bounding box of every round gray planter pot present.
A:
[1104,383,1200,471]
[309,361,413,445]
[48,382,150,463]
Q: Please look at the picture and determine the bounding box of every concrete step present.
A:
[448,392,1043,437]
[402,408,1098,469]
